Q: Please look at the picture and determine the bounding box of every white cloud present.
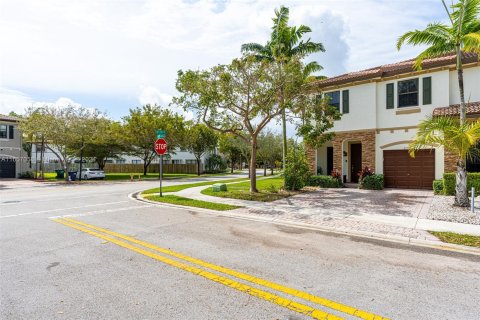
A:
[138,86,173,106]
[0,0,446,127]
[0,87,33,115]
[0,87,84,115]
[138,85,194,121]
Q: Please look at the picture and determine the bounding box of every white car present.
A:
[78,168,106,180]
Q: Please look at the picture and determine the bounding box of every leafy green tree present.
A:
[284,144,311,191]
[185,123,218,176]
[242,5,325,171]
[21,106,102,181]
[297,96,341,148]
[397,0,480,206]
[218,134,244,173]
[122,105,186,175]
[257,131,282,176]
[81,120,126,170]
[410,116,480,206]
[175,56,304,192]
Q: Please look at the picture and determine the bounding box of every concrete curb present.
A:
[130,191,480,257]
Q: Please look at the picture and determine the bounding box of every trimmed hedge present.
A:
[359,174,384,190]
[444,172,480,196]
[433,180,444,195]
[308,175,343,188]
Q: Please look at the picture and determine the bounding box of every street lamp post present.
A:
[79,136,84,181]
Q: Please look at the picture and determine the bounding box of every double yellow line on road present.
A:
[53,217,389,320]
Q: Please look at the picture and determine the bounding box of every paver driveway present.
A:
[227,187,436,240]
[235,187,433,219]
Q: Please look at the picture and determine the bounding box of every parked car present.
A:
[78,168,106,180]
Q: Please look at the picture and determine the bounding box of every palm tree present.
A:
[241,5,325,173]
[397,0,480,206]
[409,116,480,205]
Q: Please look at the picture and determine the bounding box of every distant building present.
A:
[0,114,29,178]
[31,145,213,167]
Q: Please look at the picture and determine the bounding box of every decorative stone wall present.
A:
[332,130,376,173]
[305,144,317,174]
[444,149,457,173]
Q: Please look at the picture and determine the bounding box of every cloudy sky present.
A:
[0,0,446,119]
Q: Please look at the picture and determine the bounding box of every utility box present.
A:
[212,183,227,192]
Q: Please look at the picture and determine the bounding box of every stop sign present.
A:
[154,138,167,155]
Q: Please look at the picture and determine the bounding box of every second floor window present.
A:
[325,91,340,111]
[398,79,419,108]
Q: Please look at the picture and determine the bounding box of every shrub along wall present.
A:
[433,180,444,195]
[308,175,343,188]
[359,174,384,190]
[443,172,480,196]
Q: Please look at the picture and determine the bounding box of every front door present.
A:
[350,144,362,183]
[0,159,16,178]
[326,147,333,176]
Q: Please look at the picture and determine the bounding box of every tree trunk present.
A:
[456,46,466,125]
[271,161,274,175]
[455,160,469,207]
[97,158,106,170]
[281,101,287,174]
[455,46,468,206]
[39,137,45,180]
[143,162,148,176]
[264,164,267,176]
[231,155,234,173]
[250,137,258,193]
[197,158,201,176]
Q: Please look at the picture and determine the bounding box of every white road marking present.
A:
[0,201,130,218]
[0,192,130,206]
[48,204,154,219]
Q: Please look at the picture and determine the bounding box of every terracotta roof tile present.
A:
[0,114,20,122]
[433,101,480,117]
[315,52,478,89]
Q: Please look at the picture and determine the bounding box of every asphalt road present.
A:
[1,176,479,320]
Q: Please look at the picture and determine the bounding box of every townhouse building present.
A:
[308,52,480,189]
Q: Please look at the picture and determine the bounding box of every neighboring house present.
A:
[31,146,212,167]
[308,52,480,189]
[0,115,29,178]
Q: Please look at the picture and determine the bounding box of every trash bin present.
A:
[55,169,65,179]
[68,171,77,181]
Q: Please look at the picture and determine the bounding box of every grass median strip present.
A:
[144,194,241,211]
[54,217,389,320]
[201,177,297,202]
[429,231,480,248]
[142,177,249,194]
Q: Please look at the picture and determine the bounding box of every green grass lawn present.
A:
[144,195,241,211]
[105,173,195,180]
[201,177,295,202]
[142,177,249,194]
[35,172,57,180]
[35,172,237,182]
[429,231,480,248]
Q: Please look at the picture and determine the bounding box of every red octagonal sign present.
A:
[154,138,168,155]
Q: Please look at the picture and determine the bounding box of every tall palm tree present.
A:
[409,116,480,205]
[241,5,325,173]
[397,0,480,206]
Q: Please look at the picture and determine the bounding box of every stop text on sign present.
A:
[154,138,168,155]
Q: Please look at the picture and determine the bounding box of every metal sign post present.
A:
[154,134,167,197]
[159,154,163,197]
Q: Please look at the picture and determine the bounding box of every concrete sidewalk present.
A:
[168,184,480,241]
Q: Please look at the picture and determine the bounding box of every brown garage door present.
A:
[383,149,435,189]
